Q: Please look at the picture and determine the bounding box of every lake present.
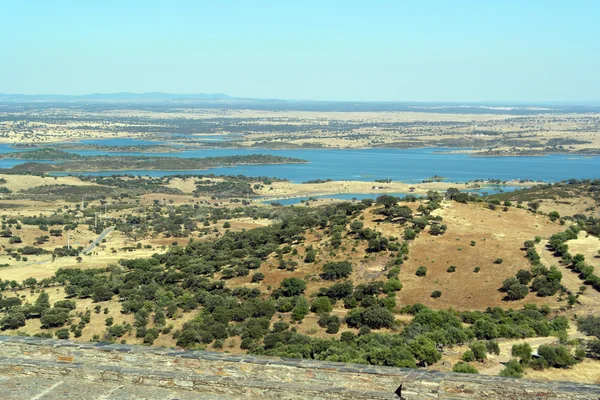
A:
[59,148,600,184]
[1,139,599,183]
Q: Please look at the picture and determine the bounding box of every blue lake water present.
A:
[52,147,600,184]
[1,139,599,183]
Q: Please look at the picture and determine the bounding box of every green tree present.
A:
[278,278,306,297]
[511,343,532,364]
[321,261,353,280]
[310,297,333,314]
[452,362,478,374]
[469,341,487,361]
[291,297,309,322]
[500,359,524,378]
[577,315,600,338]
[360,306,396,329]
[410,336,441,366]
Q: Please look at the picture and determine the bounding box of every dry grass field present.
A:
[397,202,565,309]
[1,107,599,155]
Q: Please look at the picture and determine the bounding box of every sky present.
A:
[1,0,599,102]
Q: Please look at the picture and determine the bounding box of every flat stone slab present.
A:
[0,375,238,400]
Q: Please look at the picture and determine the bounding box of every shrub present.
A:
[55,329,70,340]
[431,290,442,299]
[382,279,402,293]
[416,267,427,277]
[577,315,600,338]
[321,261,353,280]
[326,320,340,334]
[304,250,316,263]
[502,277,529,300]
[461,349,475,362]
[0,311,26,330]
[278,278,306,297]
[499,359,524,378]
[469,341,487,361]
[291,298,309,322]
[359,306,396,329]
[340,331,355,343]
[452,362,478,374]
[537,345,577,368]
[40,308,70,328]
[447,265,456,273]
[310,297,333,314]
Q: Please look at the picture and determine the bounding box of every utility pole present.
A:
[67,233,71,250]
[81,197,84,211]
[104,203,107,216]
[94,212,98,229]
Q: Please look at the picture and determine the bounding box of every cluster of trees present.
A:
[502,340,584,378]
[0,291,81,336]
[375,192,446,238]
[547,226,600,292]
[501,237,564,301]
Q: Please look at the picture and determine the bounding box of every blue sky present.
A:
[1,0,599,102]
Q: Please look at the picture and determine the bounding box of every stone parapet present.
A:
[0,335,598,399]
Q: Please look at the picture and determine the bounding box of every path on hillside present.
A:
[536,239,600,312]
[18,227,115,269]
[83,226,114,254]
[479,328,590,375]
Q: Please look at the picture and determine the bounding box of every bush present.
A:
[291,298,309,322]
[340,331,355,343]
[53,300,76,310]
[278,278,306,297]
[587,338,600,358]
[55,329,70,340]
[537,345,577,368]
[251,272,264,283]
[304,250,316,263]
[494,258,503,264]
[347,306,396,329]
[326,320,340,334]
[577,315,600,338]
[447,265,456,273]
[461,349,475,362]
[431,290,442,299]
[382,279,402,294]
[469,341,487,361]
[452,362,478,374]
[502,277,529,300]
[40,308,70,328]
[0,311,26,330]
[416,267,427,277]
[499,359,524,378]
[516,269,533,284]
[310,297,333,314]
[321,261,353,280]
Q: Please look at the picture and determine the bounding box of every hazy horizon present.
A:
[2,1,599,102]
[1,91,599,105]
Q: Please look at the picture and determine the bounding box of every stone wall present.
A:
[0,335,598,399]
